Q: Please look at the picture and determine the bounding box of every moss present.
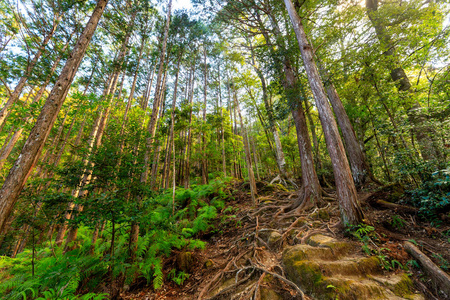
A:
[260,287,283,300]
[283,259,324,293]
[319,256,382,277]
[326,241,356,258]
[283,245,334,262]
[177,252,193,272]
[204,259,214,269]
[391,273,413,297]
[312,209,330,221]
[275,183,289,192]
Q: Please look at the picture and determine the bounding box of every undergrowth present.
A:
[405,167,450,221]
[0,178,235,299]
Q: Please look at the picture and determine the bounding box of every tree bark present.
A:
[233,90,257,204]
[0,0,108,233]
[201,45,209,185]
[321,70,373,187]
[258,10,321,208]
[365,0,440,161]
[284,0,364,225]
[0,13,64,129]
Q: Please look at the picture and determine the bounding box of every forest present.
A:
[0,0,449,299]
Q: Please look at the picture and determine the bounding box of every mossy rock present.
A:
[204,259,214,269]
[268,231,282,247]
[283,243,353,263]
[370,273,414,297]
[311,209,330,221]
[318,256,382,277]
[307,234,337,247]
[260,287,283,300]
[323,277,387,300]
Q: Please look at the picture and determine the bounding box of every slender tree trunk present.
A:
[142,62,157,111]
[0,14,64,129]
[233,89,257,204]
[365,0,440,161]
[217,63,227,177]
[0,0,108,233]
[142,0,172,183]
[249,43,288,179]
[118,35,146,157]
[201,46,208,185]
[284,0,363,225]
[129,0,172,264]
[162,52,182,189]
[184,60,196,188]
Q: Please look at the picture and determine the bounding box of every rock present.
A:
[311,209,330,220]
[268,231,282,247]
[204,259,214,269]
[307,234,336,247]
[282,234,422,299]
[260,287,283,300]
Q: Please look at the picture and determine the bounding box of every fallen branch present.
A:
[404,241,450,298]
[373,200,418,214]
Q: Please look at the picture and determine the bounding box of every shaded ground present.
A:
[122,181,450,300]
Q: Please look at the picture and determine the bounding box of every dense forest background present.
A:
[0,0,449,299]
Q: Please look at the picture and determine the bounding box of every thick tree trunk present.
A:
[284,0,364,225]
[0,39,73,172]
[322,73,372,186]
[259,11,320,207]
[0,0,108,233]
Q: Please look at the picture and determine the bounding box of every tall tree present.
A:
[0,0,109,233]
[284,0,364,225]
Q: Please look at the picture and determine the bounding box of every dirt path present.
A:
[123,183,449,299]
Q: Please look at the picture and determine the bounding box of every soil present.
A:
[122,181,450,300]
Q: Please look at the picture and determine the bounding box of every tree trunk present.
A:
[0,0,108,233]
[249,42,288,179]
[322,71,373,186]
[0,14,64,129]
[284,0,364,225]
[201,46,209,185]
[233,91,257,204]
[141,0,172,184]
[365,0,440,161]
[259,11,320,208]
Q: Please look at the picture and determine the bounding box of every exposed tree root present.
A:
[269,174,299,189]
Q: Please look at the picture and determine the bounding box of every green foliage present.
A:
[0,179,235,298]
[406,167,450,220]
[345,223,375,243]
[167,269,190,286]
[390,215,406,230]
[0,244,108,299]
[432,253,449,271]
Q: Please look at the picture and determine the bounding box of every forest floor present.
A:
[122,181,450,300]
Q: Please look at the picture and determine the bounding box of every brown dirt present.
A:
[122,181,450,300]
